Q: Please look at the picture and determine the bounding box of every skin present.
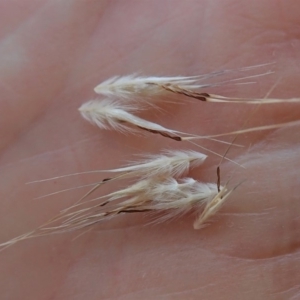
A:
[0,0,300,299]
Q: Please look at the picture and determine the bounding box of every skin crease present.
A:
[0,0,300,299]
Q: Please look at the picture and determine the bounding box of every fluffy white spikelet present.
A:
[60,151,205,197]
[0,175,233,250]
[61,150,207,180]
[94,70,300,104]
[63,179,225,230]
[27,150,208,203]
[93,64,275,100]
[44,179,225,233]
[105,150,207,178]
[91,177,213,208]
[79,99,192,140]
[94,74,210,99]
[0,172,232,250]
[78,99,245,151]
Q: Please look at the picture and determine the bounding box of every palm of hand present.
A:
[1,1,300,299]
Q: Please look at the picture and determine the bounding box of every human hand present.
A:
[1,1,300,299]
